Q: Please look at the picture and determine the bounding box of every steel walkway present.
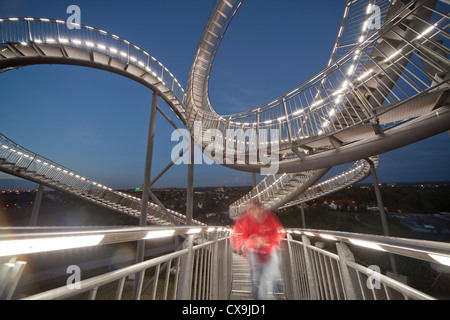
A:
[230,252,287,300]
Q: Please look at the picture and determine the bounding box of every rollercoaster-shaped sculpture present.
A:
[0,0,449,224]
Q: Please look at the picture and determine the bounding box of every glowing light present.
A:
[187,228,202,234]
[144,230,175,239]
[383,49,403,63]
[429,253,450,267]
[310,100,324,108]
[363,20,369,32]
[349,239,386,251]
[320,234,337,241]
[357,69,374,81]
[347,64,355,75]
[416,23,438,40]
[0,235,104,257]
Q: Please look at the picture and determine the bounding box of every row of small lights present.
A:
[0,17,185,97]
[1,143,197,224]
[1,144,113,191]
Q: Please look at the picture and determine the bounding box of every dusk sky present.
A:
[0,0,449,189]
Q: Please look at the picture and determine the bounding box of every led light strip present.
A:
[0,226,232,257]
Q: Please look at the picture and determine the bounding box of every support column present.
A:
[367,158,398,274]
[186,136,194,225]
[336,242,363,300]
[300,202,306,229]
[301,235,318,300]
[177,234,195,299]
[133,92,158,300]
[252,172,256,188]
[286,234,300,299]
[210,232,219,300]
[29,184,44,226]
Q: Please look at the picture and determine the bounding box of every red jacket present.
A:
[231,210,285,257]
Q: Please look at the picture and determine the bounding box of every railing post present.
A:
[210,232,219,300]
[177,234,195,300]
[286,234,300,300]
[282,97,293,143]
[29,184,44,226]
[301,235,319,300]
[300,202,306,228]
[366,158,398,274]
[222,232,231,299]
[336,242,363,300]
[186,136,194,225]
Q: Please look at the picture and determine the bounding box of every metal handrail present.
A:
[285,228,450,263]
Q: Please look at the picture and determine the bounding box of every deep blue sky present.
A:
[0,0,449,189]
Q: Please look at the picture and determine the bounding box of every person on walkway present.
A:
[231,200,285,300]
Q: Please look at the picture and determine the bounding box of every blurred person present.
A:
[231,200,285,300]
